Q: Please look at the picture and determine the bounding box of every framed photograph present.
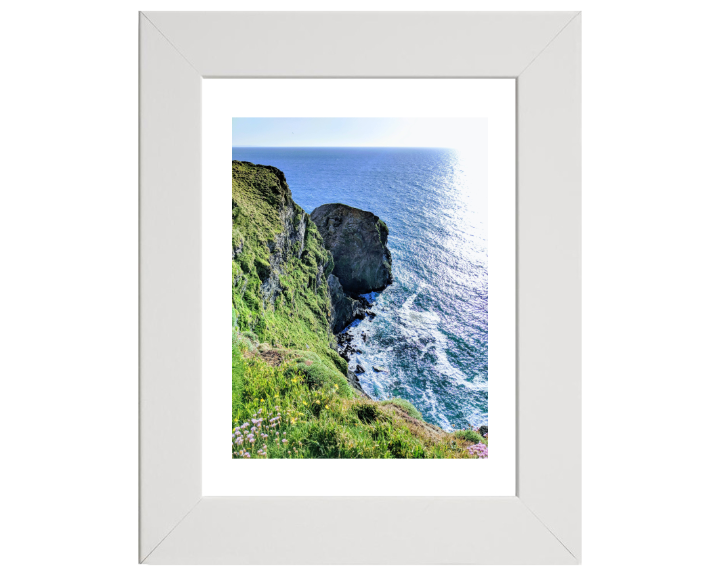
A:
[139,11,580,564]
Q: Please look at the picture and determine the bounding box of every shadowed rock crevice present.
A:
[327,273,365,334]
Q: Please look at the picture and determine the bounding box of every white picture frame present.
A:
[139,11,581,564]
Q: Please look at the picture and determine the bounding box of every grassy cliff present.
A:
[231,160,487,459]
[232,160,344,373]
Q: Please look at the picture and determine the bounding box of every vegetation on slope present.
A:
[232,338,481,459]
[232,160,344,373]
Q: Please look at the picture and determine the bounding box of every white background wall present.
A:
[1,1,718,574]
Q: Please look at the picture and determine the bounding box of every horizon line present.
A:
[231,145,455,149]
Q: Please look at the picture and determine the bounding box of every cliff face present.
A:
[310,203,393,295]
[231,161,343,371]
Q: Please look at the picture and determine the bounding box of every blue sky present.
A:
[232,118,486,149]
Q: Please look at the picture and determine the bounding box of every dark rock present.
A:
[337,332,352,345]
[355,297,373,312]
[355,363,365,374]
[372,365,388,373]
[311,203,393,295]
[336,331,359,362]
[478,425,488,438]
[255,257,272,282]
[347,370,370,399]
[327,274,364,334]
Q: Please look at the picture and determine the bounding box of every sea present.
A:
[232,147,488,430]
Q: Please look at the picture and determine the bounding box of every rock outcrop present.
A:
[310,203,393,295]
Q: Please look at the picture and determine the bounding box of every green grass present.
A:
[232,339,475,459]
[380,398,424,420]
[453,429,485,444]
[283,350,354,396]
[232,160,344,374]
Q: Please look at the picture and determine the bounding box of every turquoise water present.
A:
[232,147,488,430]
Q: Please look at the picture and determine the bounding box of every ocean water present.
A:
[233,147,488,430]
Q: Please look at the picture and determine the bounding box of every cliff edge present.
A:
[231,160,343,371]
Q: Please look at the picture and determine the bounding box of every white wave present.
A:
[396,290,488,395]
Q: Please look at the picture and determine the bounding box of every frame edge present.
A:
[516,13,582,561]
[139,12,203,562]
[138,10,582,565]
